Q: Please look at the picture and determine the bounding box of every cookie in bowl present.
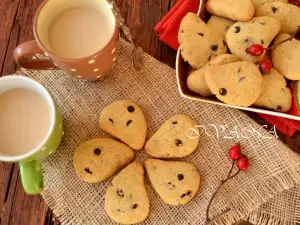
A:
[253,68,292,112]
[206,0,255,22]
[256,2,300,34]
[226,16,281,63]
[178,12,227,69]
[272,33,300,80]
[187,54,239,97]
[205,61,263,107]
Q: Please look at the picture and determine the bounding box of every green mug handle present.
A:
[19,160,43,195]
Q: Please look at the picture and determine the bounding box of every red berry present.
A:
[289,0,300,7]
[237,157,249,171]
[259,59,273,74]
[247,44,265,56]
[228,143,241,160]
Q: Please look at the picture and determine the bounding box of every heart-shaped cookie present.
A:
[253,68,292,112]
[73,138,134,183]
[178,13,227,69]
[105,162,150,224]
[226,16,281,63]
[145,158,200,206]
[205,61,263,107]
[99,100,147,150]
[145,114,200,158]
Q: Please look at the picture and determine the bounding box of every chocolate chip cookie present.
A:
[207,16,234,39]
[256,2,300,34]
[73,138,134,183]
[226,16,281,63]
[178,12,227,69]
[272,33,300,80]
[251,0,288,9]
[206,0,255,22]
[253,68,292,112]
[145,158,200,206]
[205,61,263,107]
[145,114,199,158]
[99,100,147,151]
[105,162,150,224]
[187,54,239,97]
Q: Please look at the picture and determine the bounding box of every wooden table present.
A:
[0,0,298,224]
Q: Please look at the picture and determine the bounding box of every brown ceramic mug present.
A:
[14,0,120,81]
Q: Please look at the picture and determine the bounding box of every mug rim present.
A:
[33,0,118,61]
[0,75,56,162]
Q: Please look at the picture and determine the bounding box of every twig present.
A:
[205,161,241,224]
[265,25,300,51]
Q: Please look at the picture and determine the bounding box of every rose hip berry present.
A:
[259,59,273,74]
[247,44,264,56]
[237,157,249,171]
[228,143,241,160]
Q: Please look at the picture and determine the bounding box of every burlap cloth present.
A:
[20,40,300,225]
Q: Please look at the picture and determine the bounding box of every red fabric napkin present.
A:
[155,0,300,136]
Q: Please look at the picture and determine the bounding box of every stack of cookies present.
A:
[179,0,300,113]
[73,100,201,224]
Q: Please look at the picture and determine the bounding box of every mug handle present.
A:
[19,160,43,195]
[14,40,58,70]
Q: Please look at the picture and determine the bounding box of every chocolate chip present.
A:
[175,139,183,147]
[223,40,227,47]
[180,193,186,198]
[244,39,249,43]
[109,118,114,124]
[167,182,175,189]
[259,21,265,25]
[130,204,138,209]
[186,191,192,196]
[84,168,92,174]
[272,7,277,13]
[178,174,184,181]
[239,77,246,82]
[117,209,121,212]
[197,32,204,36]
[126,120,132,126]
[211,44,218,51]
[208,55,213,61]
[117,189,124,197]
[261,39,264,45]
[94,148,101,155]
[234,26,240,33]
[127,106,135,112]
[238,67,241,73]
[172,121,178,124]
[219,88,227,96]
[277,105,282,111]
[180,29,184,33]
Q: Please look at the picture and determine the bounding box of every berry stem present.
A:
[265,25,300,51]
[205,161,241,225]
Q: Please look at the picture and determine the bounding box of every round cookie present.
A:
[253,68,292,112]
[187,54,239,97]
[105,162,150,224]
[178,12,227,69]
[73,138,134,183]
[251,0,288,9]
[145,114,200,158]
[256,2,300,34]
[205,61,263,107]
[226,16,281,63]
[206,0,255,22]
[207,16,234,39]
[99,100,147,151]
[145,158,200,206]
[272,33,300,80]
